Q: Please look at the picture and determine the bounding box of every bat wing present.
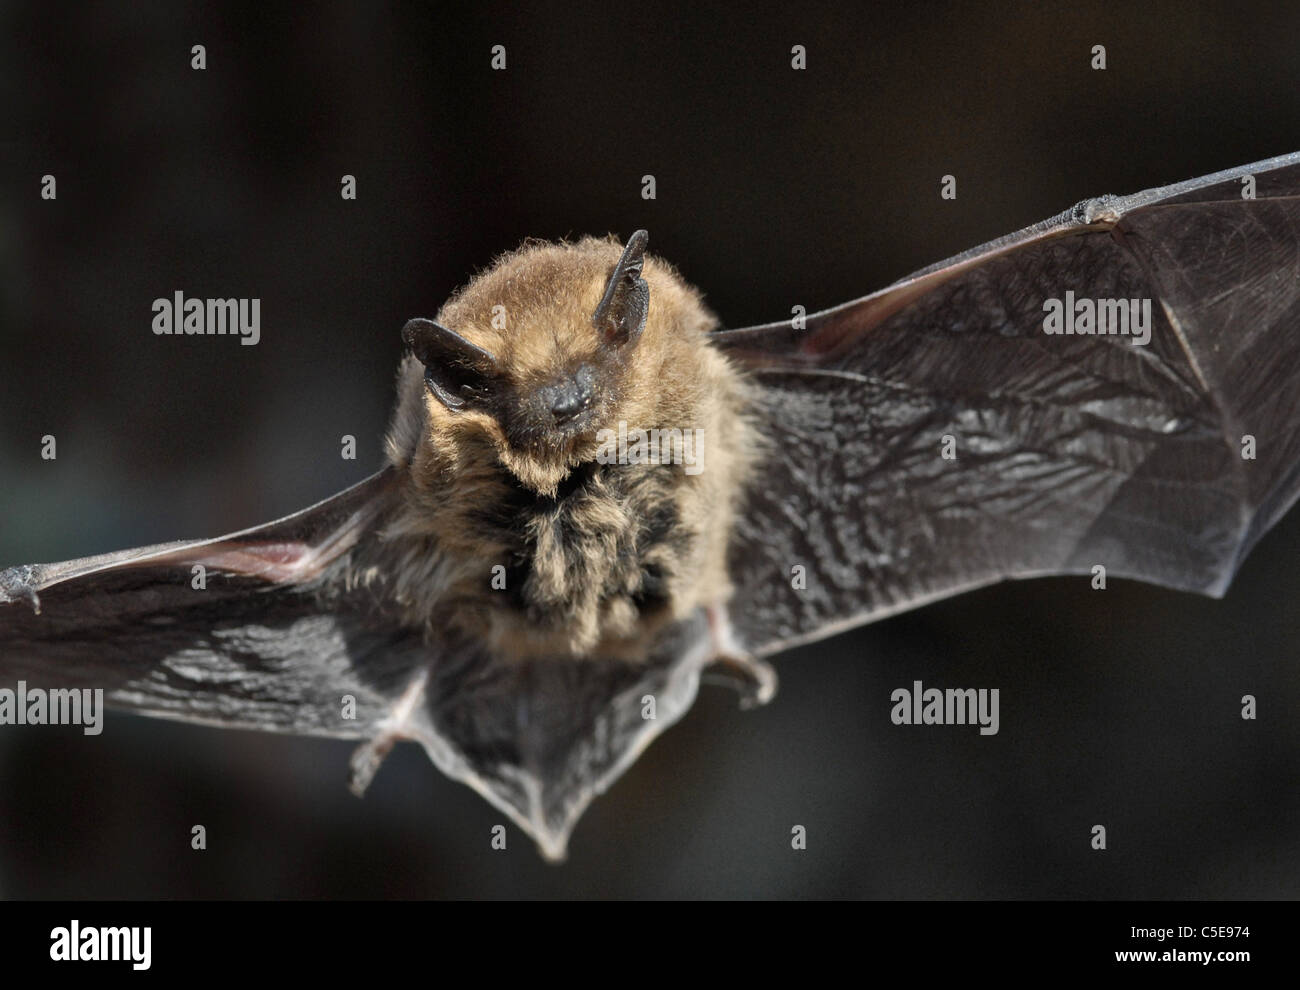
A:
[0,468,419,736]
[716,151,1300,657]
[0,466,713,859]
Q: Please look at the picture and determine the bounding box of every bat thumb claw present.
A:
[0,566,42,613]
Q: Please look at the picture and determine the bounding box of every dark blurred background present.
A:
[2,1,1298,898]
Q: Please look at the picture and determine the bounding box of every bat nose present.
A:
[551,392,588,423]
[549,364,596,424]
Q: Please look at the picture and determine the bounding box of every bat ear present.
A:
[401,318,502,412]
[592,229,650,349]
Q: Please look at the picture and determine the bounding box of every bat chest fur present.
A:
[381,341,754,659]
[449,461,696,656]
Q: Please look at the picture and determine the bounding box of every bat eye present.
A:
[426,364,494,410]
[401,318,501,412]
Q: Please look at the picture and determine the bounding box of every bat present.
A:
[3,151,1299,862]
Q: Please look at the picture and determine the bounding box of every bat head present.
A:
[399,231,718,496]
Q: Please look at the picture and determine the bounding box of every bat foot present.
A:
[703,603,777,709]
[704,651,777,709]
[348,734,398,797]
[0,566,41,613]
[347,666,431,796]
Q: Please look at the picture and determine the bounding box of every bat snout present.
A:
[550,391,589,423]
[544,363,597,424]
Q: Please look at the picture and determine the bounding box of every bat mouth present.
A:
[505,395,606,454]
[556,405,601,439]
[496,408,609,496]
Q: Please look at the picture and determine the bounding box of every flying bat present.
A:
[3,151,1299,861]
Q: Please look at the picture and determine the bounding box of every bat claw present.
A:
[703,602,776,708]
[705,651,777,709]
[0,566,42,613]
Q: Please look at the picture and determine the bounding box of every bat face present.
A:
[396,233,721,498]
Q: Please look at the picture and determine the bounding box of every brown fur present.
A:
[373,235,756,660]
